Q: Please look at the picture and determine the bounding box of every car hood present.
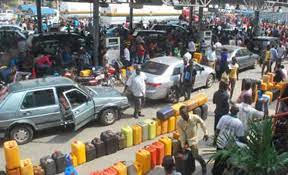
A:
[89,87,123,98]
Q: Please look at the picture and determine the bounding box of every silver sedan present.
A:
[142,56,215,103]
[216,45,259,70]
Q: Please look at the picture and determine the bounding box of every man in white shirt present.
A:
[123,44,131,66]
[236,94,264,133]
[213,105,245,175]
[125,65,147,118]
[206,46,217,68]
[277,44,285,69]
[216,105,245,149]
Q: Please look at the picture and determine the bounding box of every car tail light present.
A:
[146,82,162,87]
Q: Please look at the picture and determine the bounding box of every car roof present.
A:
[220,45,246,51]
[133,30,167,36]
[30,32,82,38]
[253,36,279,40]
[149,56,183,66]
[0,24,20,27]
[9,77,76,93]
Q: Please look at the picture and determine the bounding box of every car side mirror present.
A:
[200,67,205,71]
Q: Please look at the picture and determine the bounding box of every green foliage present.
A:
[211,119,288,175]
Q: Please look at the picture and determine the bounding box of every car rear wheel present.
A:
[10,125,34,145]
[167,87,179,103]
[206,74,215,88]
[100,108,118,125]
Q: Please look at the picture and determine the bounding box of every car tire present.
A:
[9,125,34,145]
[206,74,214,88]
[167,87,179,104]
[100,108,118,126]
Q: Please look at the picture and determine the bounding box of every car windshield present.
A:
[141,61,169,75]
[78,84,95,97]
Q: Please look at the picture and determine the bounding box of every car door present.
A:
[170,64,182,88]
[193,64,205,88]
[241,49,251,68]
[17,88,61,130]
[246,49,255,66]
[235,49,245,70]
[63,89,94,131]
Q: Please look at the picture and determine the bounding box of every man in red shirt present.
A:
[35,55,53,76]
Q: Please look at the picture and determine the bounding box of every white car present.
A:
[0,25,34,35]
[142,56,216,103]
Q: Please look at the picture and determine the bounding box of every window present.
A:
[173,67,181,75]
[21,89,55,109]
[65,90,87,109]
[193,64,202,71]
[141,61,169,75]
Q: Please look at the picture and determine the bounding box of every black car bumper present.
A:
[120,104,130,111]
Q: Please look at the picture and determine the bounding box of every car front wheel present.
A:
[10,125,34,145]
[100,108,118,125]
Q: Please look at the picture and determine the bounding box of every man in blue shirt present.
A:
[181,58,197,100]
[270,45,278,71]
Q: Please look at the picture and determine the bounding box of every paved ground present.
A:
[0,63,280,175]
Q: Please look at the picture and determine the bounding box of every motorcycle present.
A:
[63,66,117,87]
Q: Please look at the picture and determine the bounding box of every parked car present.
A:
[142,56,215,103]
[216,45,258,70]
[150,24,189,44]
[0,24,34,36]
[0,77,129,144]
[27,32,86,54]
[0,30,27,52]
[247,36,279,55]
[150,24,188,34]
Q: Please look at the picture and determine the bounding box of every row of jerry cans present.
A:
[121,118,178,148]
[157,93,208,120]
[90,136,181,175]
[134,136,182,175]
[90,161,142,175]
[70,131,126,168]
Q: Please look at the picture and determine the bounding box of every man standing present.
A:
[177,106,209,175]
[212,105,245,175]
[228,57,239,99]
[79,47,91,70]
[213,81,230,131]
[276,43,285,70]
[237,94,264,133]
[125,65,147,119]
[270,44,278,71]
[262,45,271,76]
[206,46,217,69]
[181,58,197,100]
[219,48,228,81]
[123,43,131,67]
[215,105,245,149]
